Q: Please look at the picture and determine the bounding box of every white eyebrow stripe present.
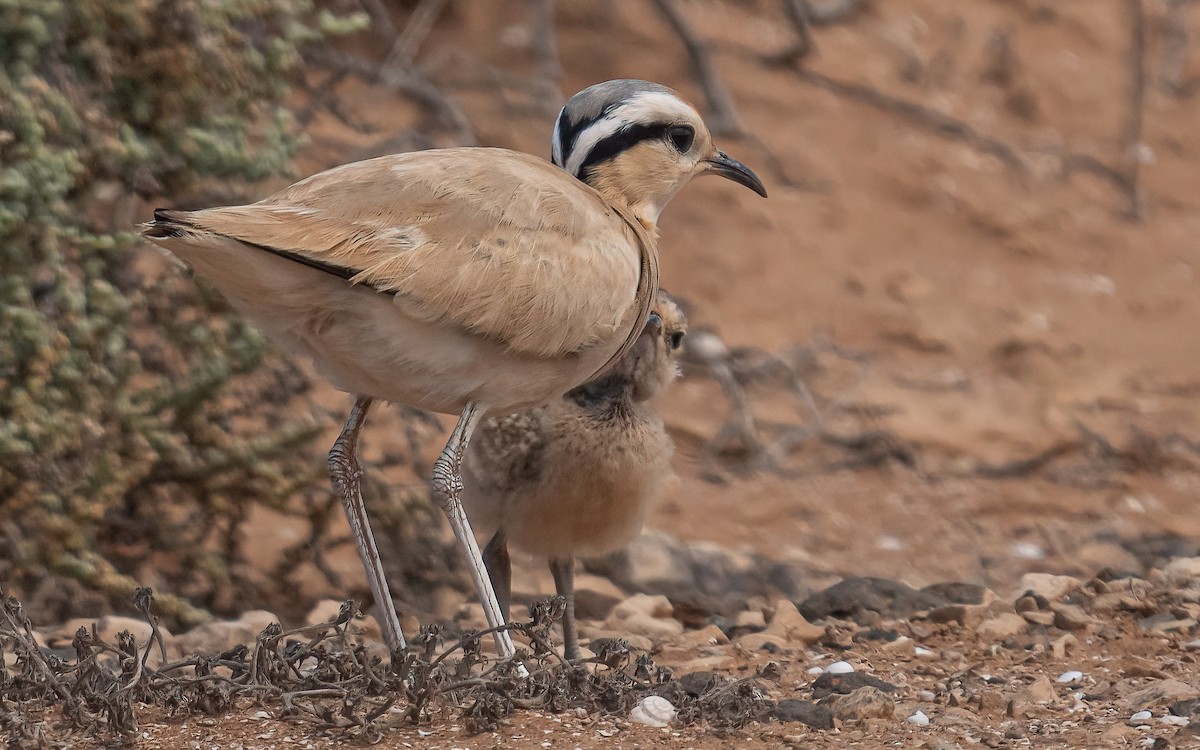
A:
[562,91,697,177]
[551,107,567,167]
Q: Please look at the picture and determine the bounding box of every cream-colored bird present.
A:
[462,290,687,661]
[140,79,765,660]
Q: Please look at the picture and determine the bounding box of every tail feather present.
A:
[141,208,193,239]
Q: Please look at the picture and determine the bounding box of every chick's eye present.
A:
[666,125,694,153]
[668,331,685,350]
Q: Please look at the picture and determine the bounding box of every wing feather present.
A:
[150,149,656,363]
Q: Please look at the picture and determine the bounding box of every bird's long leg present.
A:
[328,396,406,653]
[549,557,580,661]
[431,402,517,659]
[483,530,512,622]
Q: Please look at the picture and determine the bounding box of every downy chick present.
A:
[461,291,687,660]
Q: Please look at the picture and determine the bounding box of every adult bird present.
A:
[140,79,766,660]
[462,290,688,661]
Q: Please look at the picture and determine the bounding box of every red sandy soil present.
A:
[49,1,1200,747]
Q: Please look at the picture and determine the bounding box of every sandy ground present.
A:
[276,0,1200,598]
[17,0,1200,747]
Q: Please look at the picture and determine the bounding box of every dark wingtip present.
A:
[141,208,188,238]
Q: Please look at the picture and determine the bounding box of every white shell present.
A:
[906,710,930,726]
[824,660,854,674]
[630,696,676,728]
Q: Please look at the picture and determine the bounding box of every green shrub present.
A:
[0,0,363,628]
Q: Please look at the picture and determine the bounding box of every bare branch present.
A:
[793,69,1030,172]
[1120,0,1147,219]
[651,0,744,135]
[384,0,450,70]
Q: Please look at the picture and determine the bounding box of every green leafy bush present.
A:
[0,0,362,628]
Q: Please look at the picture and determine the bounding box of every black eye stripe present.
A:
[576,122,673,181]
[555,104,620,167]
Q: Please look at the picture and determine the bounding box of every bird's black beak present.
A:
[705,150,767,197]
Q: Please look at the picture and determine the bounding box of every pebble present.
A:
[806,666,825,675]
[1057,670,1084,683]
[914,646,936,658]
[1161,715,1190,727]
[630,696,675,728]
[978,613,1027,639]
[1129,710,1153,725]
[917,690,937,701]
[1120,679,1200,711]
[824,660,854,674]
[1014,573,1082,602]
[1183,639,1200,651]
[906,710,930,726]
[774,699,834,729]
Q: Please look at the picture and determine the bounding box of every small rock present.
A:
[305,599,346,626]
[605,594,683,642]
[1052,603,1098,630]
[1184,639,1200,651]
[800,577,947,623]
[907,710,930,726]
[1021,610,1056,626]
[818,686,895,723]
[806,666,824,675]
[1130,710,1153,725]
[1009,676,1059,717]
[811,672,899,698]
[1075,541,1142,575]
[1014,573,1082,602]
[1161,715,1190,727]
[1160,557,1200,586]
[573,574,626,620]
[580,627,654,654]
[978,613,1027,639]
[735,609,767,630]
[825,660,854,674]
[1057,671,1084,684]
[1122,680,1200,711]
[736,599,823,652]
[676,624,730,649]
[630,696,675,728]
[611,593,673,620]
[774,699,834,729]
[1052,633,1078,659]
[175,610,279,654]
[677,671,722,696]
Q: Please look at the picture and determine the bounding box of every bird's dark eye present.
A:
[666,125,694,153]
[668,331,685,350]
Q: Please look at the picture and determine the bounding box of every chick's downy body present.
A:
[463,292,686,572]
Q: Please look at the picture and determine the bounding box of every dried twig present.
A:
[651,0,744,135]
[529,0,563,107]
[793,69,1029,172]
[384,0,450,70]
[1119,0,1147,218]
[303,46,476,145]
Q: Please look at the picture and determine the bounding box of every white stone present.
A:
[906,710,930,726]
[806,666,824,675]
[1130,710,1152,722]
[824,660,854,674]
[1161,715,1190,727]
[630,696,675,728]
[1057,671,1084,683]
[914,646,936,658]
